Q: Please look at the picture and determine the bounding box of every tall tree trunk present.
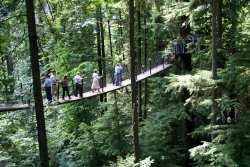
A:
[96,8,104,103]
[6,55,14,93]
[217,0,225,68]
[211,0,218,141]
[25,0,49,166]
[100,9,107,104]
[137,7,142,121]
[2,58,8,103]
[118,9,125,60]
[108,18,113,59]
[217,0,222,45]
[179,0,192,72]
[96,9,102,75]
[100,11,106,86]
[129,0,139,162]
[114,91,122,154]
[177,1,194,167]
[143,14,148,119]
[6,55,14,76]
[229,0,237,122]
[212,0,218,80]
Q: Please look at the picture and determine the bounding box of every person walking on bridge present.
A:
[73,72,83,97]
[50,70,57,101]
[61,75,71,100]
[115,64,123,86]
[44,74,52,103]
[91,70,102,93]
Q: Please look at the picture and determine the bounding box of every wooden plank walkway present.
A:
[0,63,173,112]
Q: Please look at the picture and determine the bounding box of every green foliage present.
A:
[70,123,100,167]
[1,0,250,166]
[190,115,250,167]
[165,67,250,167]
[138,77,184,166]
[45,99,103,166]
[107,155,154,167]
[140,104,184,166]
[190,141,238,167]
[93,97,132,157]
[0,111,39,166]
[166,70,215,95]
[46,92,133,166]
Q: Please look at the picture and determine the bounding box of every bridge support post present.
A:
[149,59,151,74]
[81,79,84,97]
[101,77,104,92]
[72,79,75,96]
[135,65,138,80]
[28,83,32,106]
[110,69,115,85]
[162,57,164,69]
[21,83,24,103]
[57,83,60,100]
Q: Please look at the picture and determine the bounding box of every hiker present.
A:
[44,74,52,103]
[73,72,83,97]
[115,64,123,86]
[50,70,57,101]
[91,70,102,93]
[61,75,71,100]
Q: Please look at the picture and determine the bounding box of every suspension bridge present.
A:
[0,56,174,112]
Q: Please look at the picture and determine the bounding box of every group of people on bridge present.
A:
[42,34,197,104]
[44,64,123,103]
[172,34,197,55]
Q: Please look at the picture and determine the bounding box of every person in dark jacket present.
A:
[61,75,71,100]
[44,74,52,103]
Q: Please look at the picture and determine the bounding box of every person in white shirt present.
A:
[73,72,83,97]
[44,74,52,103]
[50,70,57,101]
[115,64,123,86]
[91,70,102,93]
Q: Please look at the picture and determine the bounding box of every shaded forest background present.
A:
[0,0,250,166]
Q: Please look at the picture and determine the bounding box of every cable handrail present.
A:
[0,53,175,109]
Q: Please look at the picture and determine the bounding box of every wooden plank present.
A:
[0,63,173,112]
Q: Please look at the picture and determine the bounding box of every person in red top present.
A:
[61,75,71,100]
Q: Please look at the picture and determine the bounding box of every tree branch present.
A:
[38,0,57,41]
[0,14,26,23]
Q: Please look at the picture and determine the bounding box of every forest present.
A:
[0,0,250,166]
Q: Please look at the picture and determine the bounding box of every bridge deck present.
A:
[0,63,173,112]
